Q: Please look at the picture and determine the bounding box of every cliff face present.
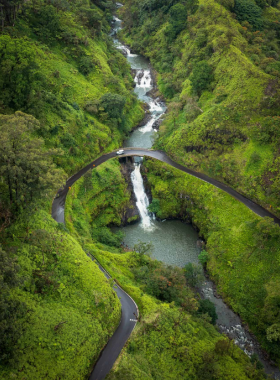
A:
[120,157,141,225]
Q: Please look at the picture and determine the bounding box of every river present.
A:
[111,10,280,379]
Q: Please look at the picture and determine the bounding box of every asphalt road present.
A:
[87,256,138,380]
[52,148,280,225]
[51,147,280,380]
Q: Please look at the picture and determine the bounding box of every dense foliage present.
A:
[108,307,265,380]
[0,112,65,213]
[76,234,265,380]
[0,246,26,365]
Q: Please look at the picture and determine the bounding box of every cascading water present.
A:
[131,163,154,230]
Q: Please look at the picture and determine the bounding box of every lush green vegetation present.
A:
[65,159,132,247]
[74,226,265,380]
[0,0,143,175]
[144,157,280,366]
[85,237,265,380]
[1,0,280,377]
[0,0,143,378]
[63,161,266,378]
[107,308,265,380]
[120,0,280,217]
[0,210,121,379]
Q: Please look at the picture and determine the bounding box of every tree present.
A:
[0,0,24,30]
[100,93,126,119]
[184,262,204,287]
[169,3,188,35]
[198,250,210,266]
[234,0,263,31]
[197,299,218,324]
[0,245,26,364]
[133,240,154,264]
[31,5,62,43]
[0,35,44,110]
[190,61,214,96]
[0,112,65,213]
[133,240,154,255]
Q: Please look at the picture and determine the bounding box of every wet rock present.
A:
[140,165,153,203]
[136,112,152,128]
[196,238,205,249]
[120,48,128,56]
[152,117,164,130]
[120,159,140,225]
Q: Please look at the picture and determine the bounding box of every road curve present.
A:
[51,147,280,380]
[52,147,280,225]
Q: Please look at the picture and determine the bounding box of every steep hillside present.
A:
[0,209,121,379]
[0,1,143,378]
[120,0,280,216]
[0,0,143,175]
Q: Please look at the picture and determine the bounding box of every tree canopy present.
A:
[0,112,65,213]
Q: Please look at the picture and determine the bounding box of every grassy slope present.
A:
[0,209,121,380]
[144,157,280,365]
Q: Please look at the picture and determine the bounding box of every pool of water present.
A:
[116,220,200,268]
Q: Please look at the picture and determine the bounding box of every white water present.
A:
[131,164,154,230]
[134,69,152,88]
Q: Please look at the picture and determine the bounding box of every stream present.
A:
[111,10,280,379]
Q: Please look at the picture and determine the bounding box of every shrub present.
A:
[190,61,214,96]
[60,132,77,148]
[148,198,160,214]
[92,227,124,247]
[197,299,218,324]
[169,3,188,36]
[72,102,80,111]
[198,250,210,265]
[250,353,264,370]
[249,151,261,164]
[184,263,204,287]
[78,55,94,75]
[195,30,208,48]
[251,116,280,144]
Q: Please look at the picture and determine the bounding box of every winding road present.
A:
[51,147,280,380]
[52,148,280,225]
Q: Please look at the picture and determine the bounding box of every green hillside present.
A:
[120,0,280,216]
[0,0,142,378]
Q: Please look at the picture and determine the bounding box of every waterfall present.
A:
[134,70,152,88]
[131,163,154,230]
